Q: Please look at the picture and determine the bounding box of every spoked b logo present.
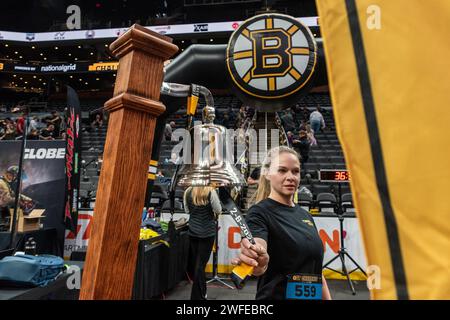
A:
[226,13,317,111]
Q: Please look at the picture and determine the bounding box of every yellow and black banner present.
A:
[317,0,450,299]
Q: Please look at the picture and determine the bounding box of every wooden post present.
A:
[79,25,178,300]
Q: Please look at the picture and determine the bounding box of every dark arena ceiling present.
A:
[0,0,320,97]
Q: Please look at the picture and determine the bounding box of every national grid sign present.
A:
[226,13,317,111]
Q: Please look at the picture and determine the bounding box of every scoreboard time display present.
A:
[318,169,351,182]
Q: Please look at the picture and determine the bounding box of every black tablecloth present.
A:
[68,229,190,300]
[0,228,62,256]
[132,230,189,299]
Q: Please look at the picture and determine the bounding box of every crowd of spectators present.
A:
[0,110,66,141]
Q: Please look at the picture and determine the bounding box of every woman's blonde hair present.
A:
[190,186,215,206]
[253,146,300,204]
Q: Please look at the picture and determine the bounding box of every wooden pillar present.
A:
[79,25,178,300]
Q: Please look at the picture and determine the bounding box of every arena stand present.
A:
[1,92,355,216]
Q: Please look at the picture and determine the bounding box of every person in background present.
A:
[305,124,317,146]
[232,146,331,300]
[298,120,307,131]
[39,123,56,140]
[47,111,62,137]
[156,170,165,178]
[16,111,27,136]
[164,121,176,141]
[300,106,310,122]
[28,116,39,134]
[26,129,40,140]
[286,131,295,146]
[280,111,297,133]
[183,186,222,300]
[1,120,17,140]
[309,106,326,134]
[292,130,311,165]
[91,113,104,129]
[247,166,261,186]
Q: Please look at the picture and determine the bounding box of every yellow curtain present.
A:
[316,0,450,299]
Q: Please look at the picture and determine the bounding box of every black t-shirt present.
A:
[250,167,261,180]
[245,198,324,300]
[40,129,55,139]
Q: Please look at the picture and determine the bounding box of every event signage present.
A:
[25,33,35,41]
[88,62,119,72]
[54,32,66,40]
[64,86,82,233]
[0,17,319,43]
[24,147,65,159]
[226,13,317,111]
[0,140,67,250]
[64,210,93,259]
[0,62,117,74]
[14,65,37,72]
[194,23,209,32]
[40,63,77,73]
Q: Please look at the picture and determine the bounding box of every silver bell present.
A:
[177,106,246,187]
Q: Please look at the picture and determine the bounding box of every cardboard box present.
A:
[9,209,45,232]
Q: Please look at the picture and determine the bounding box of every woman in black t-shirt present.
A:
[232,146,331,300]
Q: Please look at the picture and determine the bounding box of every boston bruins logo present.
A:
[226,13,317,111]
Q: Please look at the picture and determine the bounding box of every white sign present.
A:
[0,17,319,43]
[64,210,93,259]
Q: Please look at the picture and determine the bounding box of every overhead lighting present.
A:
[43,83,46,85]
[31,46,36,49]
[70,75,73,78]
[13,75,16,77]
[20,77,23,80]
[210,39,213,42]
[14,51,18,54]
[5,44,8,47]
[79,79,82,81]
[74,58,78,61]
[90,52,94,55]
[55,46,59,50]
[40,53,44,56]
[96,78,100,81]
[24,81,28,84]
[85,82,88,85]
[33,75,36,79]
[44,57,47,60]
[19,56,22,58]
[104,44,108,47]
[181,40,185,44]
[39,78,42,81]
[78,45,82,49]
[68,53,72,56]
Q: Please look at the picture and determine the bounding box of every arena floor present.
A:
[165,278,370,300]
